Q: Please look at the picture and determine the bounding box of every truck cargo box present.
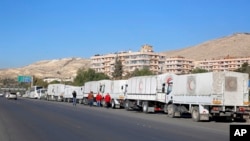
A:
[126,75,157,101]
[172,72,249,106]
[83,81,99,97]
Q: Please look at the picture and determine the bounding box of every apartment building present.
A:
[90,45,165,77]
[196,55,250,72]
[164,56,195,74]
[91,44,250,78]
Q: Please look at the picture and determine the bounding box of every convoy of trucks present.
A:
[125,72,250,121]
[26,71,250,122]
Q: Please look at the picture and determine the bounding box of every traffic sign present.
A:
[18,76,32,83]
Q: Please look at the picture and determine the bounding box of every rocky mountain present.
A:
[162,33,250,60]
[0,58,91,79]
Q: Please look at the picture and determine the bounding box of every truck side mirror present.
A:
[162,83,165,93]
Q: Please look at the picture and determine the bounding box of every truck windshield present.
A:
[167,82,173,94]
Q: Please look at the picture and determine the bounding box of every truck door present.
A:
[165,77,173,103]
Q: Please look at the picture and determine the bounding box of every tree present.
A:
[234,62,250,78]
[74,68,110,86]
[112,56,123,80]
[126,67,154,78]
[49,80,61,84]
[191,67,208,74]
[64,81,74,85]
[32,76,48,88]
[74,68,86,86]
[95,72,110,80]
[2,78,16,86]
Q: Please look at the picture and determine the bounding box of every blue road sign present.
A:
[18,76,32,83]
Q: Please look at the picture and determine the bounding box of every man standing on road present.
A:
[96,92,102,107]
[104,93,111,108]
[88,91,94,107]
[72,90,77,106]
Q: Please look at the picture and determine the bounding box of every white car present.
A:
[5,92,17,100]
[0,92,4,97]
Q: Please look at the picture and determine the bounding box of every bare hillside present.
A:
[0,58,91,79]
[163,33,250,60]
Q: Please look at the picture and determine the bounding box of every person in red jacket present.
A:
[96,92,102,107]
[104,93,111,108]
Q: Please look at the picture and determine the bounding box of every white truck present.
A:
[64,85,84,103]
[98,79,127,108]
[125,72,250,122]
[28,86,44,99]
[47,84,66,101]
[125,73,175,112]
[82,81,99,105]
[168,71,250,121]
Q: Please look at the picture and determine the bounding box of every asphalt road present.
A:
[0,97,233,141]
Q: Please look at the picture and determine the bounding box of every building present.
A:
[195,55,250,72]
[91,45,166,77]
[43,77,74,83]
[91,45,250,78]
[164,56,195,74]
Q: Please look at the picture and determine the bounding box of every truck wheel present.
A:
[125,100,130,111]
[192,107,200,122]
[78,99,82,104]
[101,100,106,107]
[164,104,168,113]
[142,102,148,113]
[83,98,88,105]
[111,100,115,109]
[168,104,176,118]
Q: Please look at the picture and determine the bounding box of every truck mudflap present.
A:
[234,106,250,120]
[234,112,250,120]
[243,114,250,120]
[198,105,210,121]
[200,114,210,121]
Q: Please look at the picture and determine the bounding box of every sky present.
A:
[0,0,250,69]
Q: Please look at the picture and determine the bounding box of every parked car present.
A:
[0,92,4,97]
[5,92,17,100]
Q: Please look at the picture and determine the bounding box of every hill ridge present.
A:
[163,33,250,60]
[0,57,91,79]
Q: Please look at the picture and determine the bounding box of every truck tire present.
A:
[142,101,148,113]
[78,99,83,104]
[111,100,115,109]
[83,98,88,105]
[192,107,200,122]
[101,100,106,107]
[164,104,168,113]
[168,104,176,118]
[125,100,131,111]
